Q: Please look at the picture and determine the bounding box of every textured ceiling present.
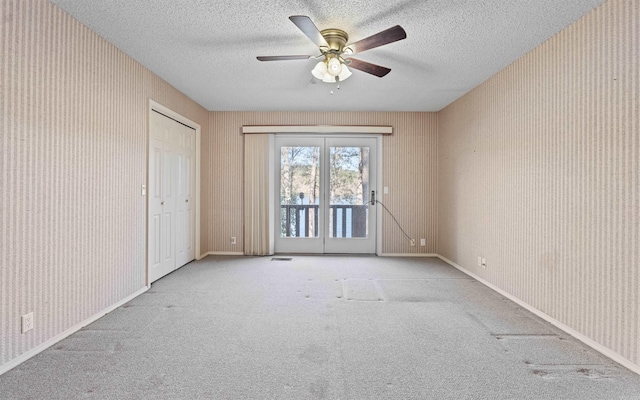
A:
[49,0,606,112]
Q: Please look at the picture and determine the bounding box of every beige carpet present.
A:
[1,255,639,399]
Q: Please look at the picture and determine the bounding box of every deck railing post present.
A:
[285,206,291,237]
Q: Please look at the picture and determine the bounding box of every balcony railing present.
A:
[281,204,368,238]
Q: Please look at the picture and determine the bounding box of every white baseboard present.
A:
[0,286,148,377]
[205,252,439,258]
[436,254,640,376]
[380,253,438,257]
[205,251,245,256]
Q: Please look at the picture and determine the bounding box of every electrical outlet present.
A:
[410,239,416,247]
[420,238,426,247]
[231,236,236,245]
[22,312,34,334]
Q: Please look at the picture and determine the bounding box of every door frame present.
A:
[273,133,383,255]
[147,100,201,287]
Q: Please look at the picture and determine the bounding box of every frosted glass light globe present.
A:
[327,57,342,77]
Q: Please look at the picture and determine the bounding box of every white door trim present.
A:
[376,134,382,256]
[147,100,201,287]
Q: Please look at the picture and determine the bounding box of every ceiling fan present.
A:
[257,16,407,83]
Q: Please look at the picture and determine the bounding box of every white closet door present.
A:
[175,123,195,266]
[149,137,173,281]
[148,111,195,283]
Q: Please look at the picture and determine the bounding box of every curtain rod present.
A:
[242,125,392,135]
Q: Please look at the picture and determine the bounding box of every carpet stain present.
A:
[532,369,549,378]
[492,333,558,340]
[86,386,99,394]
[299,344,330,365]
[308,378,329,399]
[528,364,615,381]
[342,279,385,301]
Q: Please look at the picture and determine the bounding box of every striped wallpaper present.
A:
[438,0,639,368]
[204,111,438,255]
[0,0,208,367]
[2,0,637,377]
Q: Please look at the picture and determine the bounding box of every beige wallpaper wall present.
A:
[204,112,438,255]
[438,0,638,368]
[1,0,208,368]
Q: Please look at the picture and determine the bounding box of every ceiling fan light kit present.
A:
[257,15,406,84]
[312,57,352,83]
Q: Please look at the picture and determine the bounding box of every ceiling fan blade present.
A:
[345,58,391,77]
[289,15,329,48]
[346,25,407,54]
[257,55,314,61]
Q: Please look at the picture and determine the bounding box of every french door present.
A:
[274,136,377,254]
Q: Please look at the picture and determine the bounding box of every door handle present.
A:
[161,201,165,205]
[185,199,189,203]
[371,190,376,206]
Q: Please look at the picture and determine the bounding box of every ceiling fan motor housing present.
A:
[320,28,349,52]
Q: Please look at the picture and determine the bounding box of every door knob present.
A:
[161,201,165,205]
[185,199,189,203]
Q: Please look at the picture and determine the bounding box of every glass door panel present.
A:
[325,137,376,254]
[279,146,320,238]
[274,137,324,253]
[329,146,370,238]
